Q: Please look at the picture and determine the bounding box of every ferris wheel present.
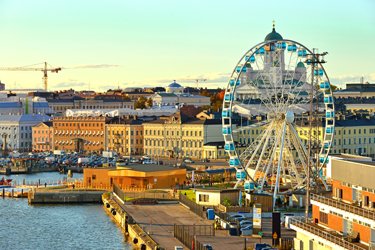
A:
[222,27,335,199]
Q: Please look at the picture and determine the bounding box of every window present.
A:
[198,194,209,202]
[319,211,328,224]
[364,195,369,207]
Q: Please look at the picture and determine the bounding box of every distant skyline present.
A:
[0,0,374,91]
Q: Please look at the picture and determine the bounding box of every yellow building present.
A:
[203,141,247,159]
[296,119,375,158]
[105,118,143,156]
[143,112,222,159]
[236,118,375,159]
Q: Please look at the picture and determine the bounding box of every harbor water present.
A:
[0,172,131,250]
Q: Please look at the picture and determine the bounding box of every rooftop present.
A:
[194,187,240,193]
[115,164,183,172]
[264,23,283,41]
[0,114,51,123]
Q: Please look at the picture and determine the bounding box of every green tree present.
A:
[330,84,338,92]
[135,96,148,109]
[146,98,153,108]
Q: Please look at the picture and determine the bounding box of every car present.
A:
[240,220,253,227]
[202,158,210,163]
[184,158,194,163]
[130,158,139,163]
[229,214,245,221]
[142,159,156,164]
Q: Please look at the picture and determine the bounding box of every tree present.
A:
[146,98,153,108]
[135,96,148,109]
[330,84,338,92]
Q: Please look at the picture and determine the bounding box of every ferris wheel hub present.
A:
[285,110,294,123]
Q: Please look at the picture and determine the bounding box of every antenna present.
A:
[195,79,207,89]
[304,49,328,223]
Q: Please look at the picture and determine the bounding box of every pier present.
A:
[28,189,105,204]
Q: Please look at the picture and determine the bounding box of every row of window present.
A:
[144,148,202,157]
[108,130,142,136]
[144,129,202,137]
[109,139,141,145]
[51,104,132,111]
[144,140,203,148]
[33,130,51,134]
[54,122,104,128]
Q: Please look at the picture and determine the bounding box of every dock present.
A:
[28,189,105,204]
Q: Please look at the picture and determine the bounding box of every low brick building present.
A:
[83,164,186,189]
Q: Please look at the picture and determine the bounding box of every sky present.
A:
[0,0,374,91]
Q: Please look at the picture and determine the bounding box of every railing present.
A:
[173,224,214,250]
[218,203,252,213]
[113,183,176,202]
[290,217,368,250]
[179,194,207,219]
[311,194,375,221]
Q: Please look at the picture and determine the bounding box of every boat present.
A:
[0,177,12,188]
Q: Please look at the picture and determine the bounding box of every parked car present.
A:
[240,220,253,227]
[184,158,194,163]
[130,158,139,163]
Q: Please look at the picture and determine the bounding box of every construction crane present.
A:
[0,62,61,91]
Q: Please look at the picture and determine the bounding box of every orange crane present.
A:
[0,62,61,91]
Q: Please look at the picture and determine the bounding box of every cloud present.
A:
[329,73,375,87]
[64,64,120,69]
[154,72,230,86]
[53,81,88,89]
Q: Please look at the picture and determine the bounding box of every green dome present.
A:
[296,62,305,68]
[264,27,283,41]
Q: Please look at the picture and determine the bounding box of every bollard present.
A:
[2,189,4,198]
[12,189,14,198]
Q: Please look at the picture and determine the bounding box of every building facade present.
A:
[105,118,143,156]
[48,97,134,114]
[0,114,50,152]
[290,157,375,249]
[53,116,107,153]
[151,92,211,107]
[237,119,375,159]
[143,113,222,159]
[32,121,54,152]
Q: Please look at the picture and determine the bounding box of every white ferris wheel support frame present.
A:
[222,39,335,196]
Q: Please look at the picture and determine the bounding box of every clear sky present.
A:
[0,0,374,91]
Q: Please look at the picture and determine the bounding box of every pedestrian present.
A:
[44,183,47,188]
[72,183,75,189]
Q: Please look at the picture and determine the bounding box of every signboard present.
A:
[253,204,262,227]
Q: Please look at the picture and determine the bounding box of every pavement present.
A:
[124,203,210,250]
[123,203,296,250]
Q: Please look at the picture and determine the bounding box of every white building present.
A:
[195,188,240,206]
[235,27,307,101]
[166,80,184,94]
[0,94,51,115]
[151,93,210,107]
[0,114,50,152]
